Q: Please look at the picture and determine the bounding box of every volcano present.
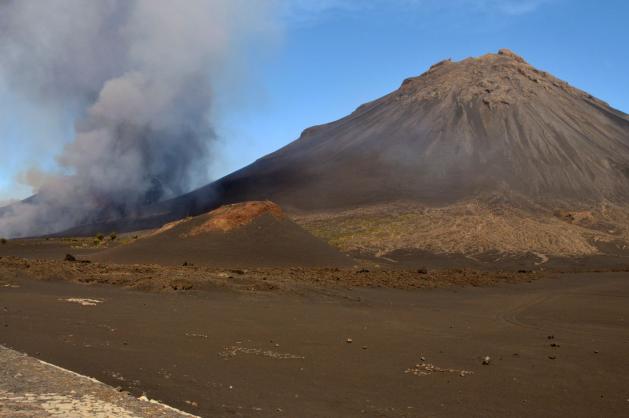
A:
[93,201,352,268]
[158,48,629,216]
[17,50,629,262]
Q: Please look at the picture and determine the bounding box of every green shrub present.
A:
[96,233,104,241]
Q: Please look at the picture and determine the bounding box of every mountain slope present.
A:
[155,49,629,220]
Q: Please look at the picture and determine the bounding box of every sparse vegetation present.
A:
[295,201,629,258]
[110,232,117,241]
[1,238,7,245]
[96,233,105,241]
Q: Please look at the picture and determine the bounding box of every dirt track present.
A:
[2,272,629,417]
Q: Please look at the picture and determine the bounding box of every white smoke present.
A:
[0,0,278,237]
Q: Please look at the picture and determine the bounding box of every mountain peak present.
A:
[397,48,597,110]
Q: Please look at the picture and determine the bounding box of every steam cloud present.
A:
[0,0,276,237]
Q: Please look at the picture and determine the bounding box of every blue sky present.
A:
[2,0,628,202]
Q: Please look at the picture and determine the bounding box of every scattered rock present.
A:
[550,343,560,348]
[169,279,193,291]
[356,269,370,274]
[219,345,304,360]
[405,362,473,377]
[547,335,555,340]
[429,58,452,71]
[497,48,527,63]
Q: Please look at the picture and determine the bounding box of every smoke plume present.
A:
[0,0,276,237]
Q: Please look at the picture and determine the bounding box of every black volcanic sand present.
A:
[92,213,353,268]
[0,238,103,261]
[2,273,629,417]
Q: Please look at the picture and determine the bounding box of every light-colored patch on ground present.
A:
[0,345,196,417]
[404,362,474,377]
[1,283,19,288]
[0,391,141,417]
[60,297,104,306]
[219,345,305,360]
[532,252,549,265]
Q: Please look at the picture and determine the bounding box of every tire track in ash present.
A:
[497,277,629,336]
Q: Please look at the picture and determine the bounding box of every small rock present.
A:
[548,355,557,360]
[482,356,491,365]
[547,335,555,340]
[417,268,428,274]
[594,350,599,354]
[64,254,76,262]
[362,346,368,350]
[550,343,560,348]
[356,269,370,274]
[346,338,353,344]
[420,356,426,362]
